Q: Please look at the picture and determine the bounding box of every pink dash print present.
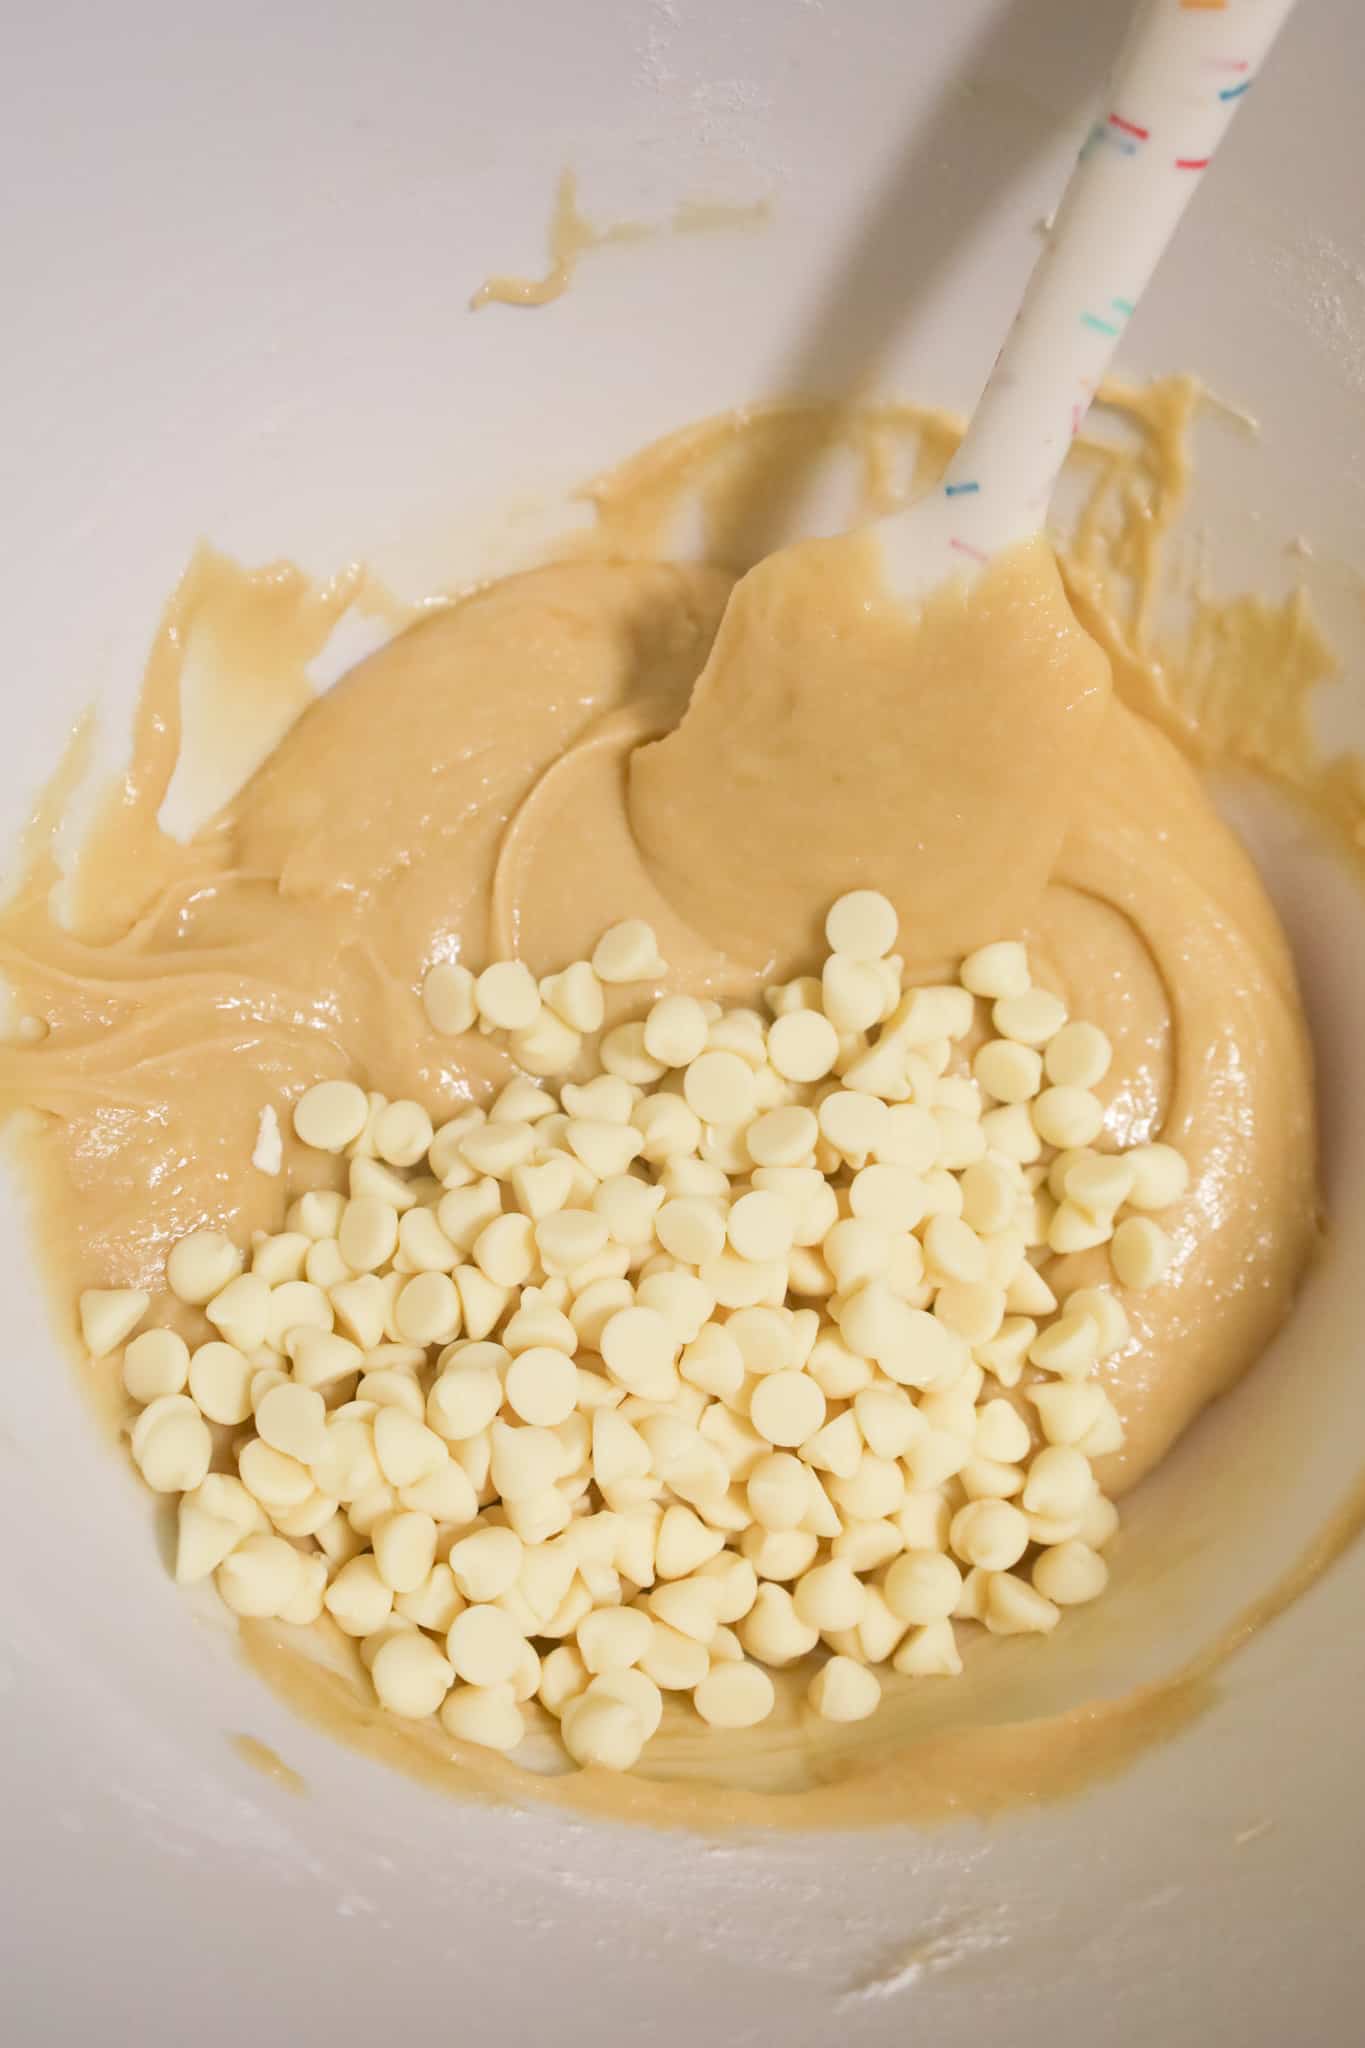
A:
[949,537,989,565]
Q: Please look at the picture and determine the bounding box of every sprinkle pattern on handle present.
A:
[878,0,1298,600]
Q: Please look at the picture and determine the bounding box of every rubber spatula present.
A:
[631,0,1299,971]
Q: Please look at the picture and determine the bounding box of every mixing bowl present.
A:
[3,2,1362,2040]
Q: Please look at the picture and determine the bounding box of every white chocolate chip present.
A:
[121,1326,189,1402]
[694,1658,776,1728]
[1032,1539,1109,1605]
[540,960,606,1034]
[422,962,477,1036]
[992,989,1067,1046]
[984,1572,1060,1636]
[1111,1215,1174,1289]
[749,1370,826,1449]
[216,1533,304,1617]
[591,920,667,984]
[1022,1445,1094,1521]
[475,960,541,1033]
[893,1618,963,1677]
[373,1099,434,1169]
[727,1189,795,1262]
[446,1603,527,1686]
[808,1655,880,1722]
[505,1346,578,1426]
[884,1549,963,1623]
[793,1559,865,1633]
[293,1080,369,1153]
[370,1630,454,1717]
[1031,1086,1105,1150]
[973,1039,1042,1104]
[1044,1021,1112,1089]
[133,1401,213,1493]
[949,1499,1029,1572]
[766,1011,839,1083]
[578,1605,653,1674]
[560,1691,646,1769]
[643,994,709,1067]
[825,890,898,961]
[960,941,1030,1000]
[440,1682,525,1752]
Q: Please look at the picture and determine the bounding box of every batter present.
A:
[0,386,1331,1821]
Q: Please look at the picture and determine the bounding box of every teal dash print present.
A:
[1080,295,1133,337]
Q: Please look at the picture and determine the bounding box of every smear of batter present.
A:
[470,169,771,311]
[0,382,1349,1827]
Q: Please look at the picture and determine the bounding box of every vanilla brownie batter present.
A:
[0,388,1326,1820]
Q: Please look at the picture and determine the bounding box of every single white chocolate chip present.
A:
[992,988,1067,1046]
[371,1509,439,1594]
[255,1382,326,1463]
[81,1287,151,1358]
[1022,1445,1094,1521]
[884,1549,963,1624]
[1044,1021,1112,1089]
[693,1658,776,1729]
[446,1603,527,1686]
[133,1403,213,1493]
[216,1534,304,1618]
[1111,1215,1174,1289]
[746,1105,818,1169]
[1032,1539,1109,1605]
[578,1605,653,1674]
[643,994,709,1068]
[808,1655,881,1722]
[767,1010,839,1083]
[167,1229,243,1307]
[1031,1086,1105,1150]
[370,1630,454,1718]
[737,1583,819,1666]
[727,1189,795,1262]
[749,1370,827,1449]
[187,1340,254,1426]
[950,1498,1030,1572]
[591,920,667,985]
[121,1326,189,1402]
[371,1099,433,1170]
[293,1080,369,1153]
[1123,1142,1190,1211]
[422,961,477,1036]
[973,1039,1043,1105]
[560,1691,647,1770]
[984,1573,1060,1637]
[961,940,1030,1000]
[505,1345,578,1426]
[540,960,606,1033]
[825,890,898,961]
[474,960,541,1032]
[440,1682,525,1752]
[793,1559,865,1633]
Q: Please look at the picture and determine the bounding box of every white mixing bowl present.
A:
[3,2,1363,2041]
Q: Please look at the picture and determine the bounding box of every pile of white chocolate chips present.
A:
[80,894,1188,1772]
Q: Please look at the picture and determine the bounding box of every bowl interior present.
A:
[3,1,1365,2042]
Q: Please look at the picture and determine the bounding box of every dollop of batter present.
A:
[0,389,1327,1821]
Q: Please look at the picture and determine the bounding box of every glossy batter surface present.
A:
[0,390,1326,1820]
